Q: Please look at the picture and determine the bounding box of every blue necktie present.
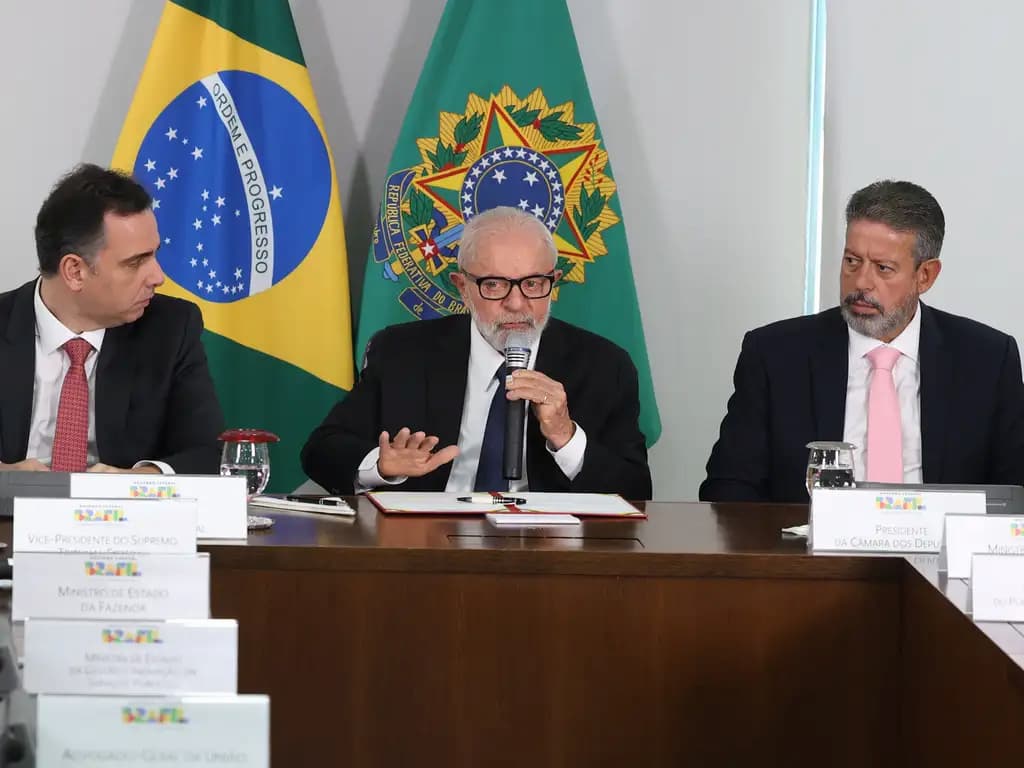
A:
[474,363,508,492]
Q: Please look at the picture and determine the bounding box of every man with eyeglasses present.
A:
[301,206,652,498]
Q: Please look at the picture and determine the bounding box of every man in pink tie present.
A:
[0,164,224,474]
[701,180,1024,502]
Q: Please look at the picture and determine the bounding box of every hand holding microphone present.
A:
[503,334,575,460]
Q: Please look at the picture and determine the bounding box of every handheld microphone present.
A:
[503,332,532,480]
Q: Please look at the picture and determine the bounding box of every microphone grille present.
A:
[504,332,532,369]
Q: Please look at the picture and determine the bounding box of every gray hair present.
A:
[845,180,945,267]
[457,206,558,271]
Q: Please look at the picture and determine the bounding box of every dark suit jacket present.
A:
[301,315,652,499]
[0,280,224,473]
[699,304,1024,503]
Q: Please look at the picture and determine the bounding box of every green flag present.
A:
[358,0,660,445]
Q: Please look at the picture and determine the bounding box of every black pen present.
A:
[457,495,527,505]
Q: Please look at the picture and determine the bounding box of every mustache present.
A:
[488,313,537,328]
[842,291,883,312]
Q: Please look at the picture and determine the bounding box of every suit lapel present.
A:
[809,309,850,440]
[425,316,471,488]
[918,304,950,482]
[94,323,135,462]
[0,282,39,462]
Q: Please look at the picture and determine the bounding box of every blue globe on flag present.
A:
[133,70,331,304]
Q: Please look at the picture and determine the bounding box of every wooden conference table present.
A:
[198,499,1024,767]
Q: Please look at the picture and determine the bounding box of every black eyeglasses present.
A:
[462,271,556,300]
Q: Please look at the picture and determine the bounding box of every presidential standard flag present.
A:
[112,0,354,491]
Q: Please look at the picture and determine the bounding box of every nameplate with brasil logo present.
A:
[36,694,269,767]
[23,618,237,696]
[810,488,986,553]
[13,497,198,555]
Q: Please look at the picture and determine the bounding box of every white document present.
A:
[810,488,985,553]
[13,497,198,554]
[71,473,247,540]
[36,695,269,767]
[24,618,237,695]
[368,491,642,516]
[486,513,580,526]
[941,513,1024,578]
[13,552,210,621]
[250,495,355,516]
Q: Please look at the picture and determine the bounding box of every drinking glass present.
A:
[805,441,856,497]
[219,429,279,500]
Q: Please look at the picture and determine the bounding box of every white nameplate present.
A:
[810,488,985,553]
[941,513,1024,578]
[37,694,269,767]
[13,497,197,554]
[970,553,1024,621]
[12,552,210,621]
[71,473,247,540]
[23,618,237,696]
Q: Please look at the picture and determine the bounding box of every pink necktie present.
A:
[865,346,903,482]
[51,338,93,472]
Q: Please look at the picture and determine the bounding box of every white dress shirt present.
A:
[842,303,923,483]
[28,280,171,473]
[357,320,587,492]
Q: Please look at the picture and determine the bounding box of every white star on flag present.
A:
[531,204,544,217]
[191,147,203,160]
[165,127,177,140]
[144,159,156,172]
[462,193,471,203]
[518,199,530,210]
[269,185,283,200]
[196,96,207,108]
[167,167,178,180]
[206,284,213,293]
[209,270,216,279]
[201,189,210,201]
[164,237,171,245]
[523,172,539,186]
[516,148,527,158]
[153,200,161,209]
[211,214,221,225]
[234,210,240,217]
[422,242,436,256]
[504,147,514,157]
[190,258,198,267]
[493,169,506,184]
[197,280,203,289]
[234,268,243,279]
[202,258,208,267]
[155,178,166,190]
[192,219,202,230]
[196,243,204,252]
[215,196,225,207]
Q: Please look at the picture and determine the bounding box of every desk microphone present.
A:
[503,332,532,480]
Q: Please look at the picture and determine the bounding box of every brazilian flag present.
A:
[112,0,354,491]
[358,0,661,445]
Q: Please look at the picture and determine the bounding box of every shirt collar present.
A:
[847,300,921,364]
[468,318,540,387]
[34,278,106,356]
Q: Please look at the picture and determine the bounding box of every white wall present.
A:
[0,0,814,500]
[822,0,1024,359]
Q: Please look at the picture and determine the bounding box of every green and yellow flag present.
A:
[359,0,660,445]
[113,0,353,490]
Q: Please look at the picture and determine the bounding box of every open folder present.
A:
[365,491,645,518]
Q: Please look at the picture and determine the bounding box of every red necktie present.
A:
[51,338,93,472]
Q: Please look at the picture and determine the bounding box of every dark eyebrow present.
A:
[119,244,159,265]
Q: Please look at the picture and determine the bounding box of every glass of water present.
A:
[219,429,279,499]
[805,441,856,497]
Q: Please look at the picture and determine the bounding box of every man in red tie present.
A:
[700,180,1024,502]
[0,164,223,474]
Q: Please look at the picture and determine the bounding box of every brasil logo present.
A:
[131,71,330,303]
[85,560,142,578]
[102,628,163,644]
[122,706,188,725]
[373,86,621,320]
[74,507,128,523]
